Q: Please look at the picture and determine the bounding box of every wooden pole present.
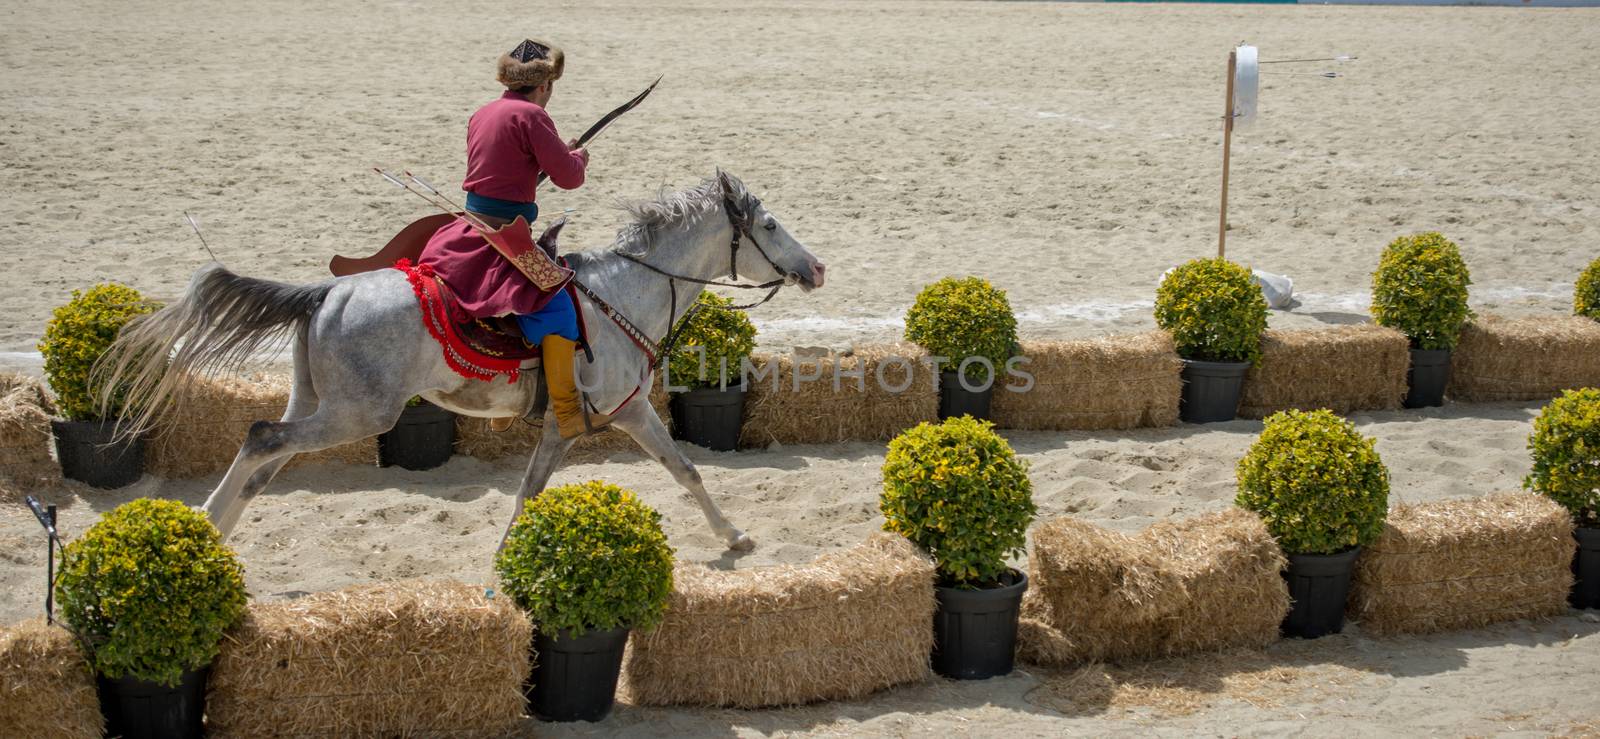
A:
[1218,50,1237,260]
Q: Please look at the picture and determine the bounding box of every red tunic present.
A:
[418,92,587,318]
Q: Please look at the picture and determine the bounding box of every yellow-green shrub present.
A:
[38,283,158,421]
[1235,409,1390,555]
[903,277,1019,382]
[666,292,757,389]
[1575,257,1600,321]
[54,499,247,686]
[880,416,1034,587]
[1154,258,1268,364]
[1370,232,1473,350]
[1524,388,1600,526]
[495,481,675,634]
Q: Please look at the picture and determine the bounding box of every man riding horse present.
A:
[95,39,828,554]
[423,38,589,437]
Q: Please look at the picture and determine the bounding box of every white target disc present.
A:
[1233,44,1259,130]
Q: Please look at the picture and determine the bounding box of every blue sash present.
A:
[464,192,539,223]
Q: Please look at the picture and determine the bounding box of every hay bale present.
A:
[0,619,103,739]
[991,333,1182,431]
[1448,315,1600,402]
[1019,509,1289,666]
[1237,326,1410,418]
[622,533,935,707]
[1349,493,1575,636]
[0,373,59,492]
[207,580,530,738]
[741,345,937,446]
[146,373,375,478]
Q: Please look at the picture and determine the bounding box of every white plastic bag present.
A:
[1157,266,1294,310]
[1251,269,1294,309]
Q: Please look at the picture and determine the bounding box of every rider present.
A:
[419,38,590,438]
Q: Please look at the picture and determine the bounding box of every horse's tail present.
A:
[95,263,336,439]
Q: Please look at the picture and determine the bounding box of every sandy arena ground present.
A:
[3,0,1600,735]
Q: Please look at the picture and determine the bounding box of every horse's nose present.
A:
[810,261,827,288]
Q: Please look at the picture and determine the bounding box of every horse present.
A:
[97,169,826,552]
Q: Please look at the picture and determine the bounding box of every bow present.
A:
[535,75,663,189]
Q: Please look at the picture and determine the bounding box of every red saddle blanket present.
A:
[393,258,584,383]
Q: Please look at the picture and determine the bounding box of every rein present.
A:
[579,197,790,371]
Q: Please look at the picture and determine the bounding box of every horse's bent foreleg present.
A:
[611,401,753,552]
[498,414,579,550]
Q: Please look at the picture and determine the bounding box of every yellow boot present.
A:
[542,334,586,439]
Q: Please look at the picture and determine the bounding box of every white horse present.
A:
[98,170,826,551]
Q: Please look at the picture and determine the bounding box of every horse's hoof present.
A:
[727,533,756,552]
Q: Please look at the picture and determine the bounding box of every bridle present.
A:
[568,193,796,371]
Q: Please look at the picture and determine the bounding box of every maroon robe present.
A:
[418,91,587,318]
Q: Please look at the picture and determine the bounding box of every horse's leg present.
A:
[203,327,320,536]
[205,396,400,539]
[203,323,404,538]
[497,416,579,550]
[610,400,754,552]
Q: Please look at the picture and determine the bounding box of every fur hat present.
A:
[497,39,564,91]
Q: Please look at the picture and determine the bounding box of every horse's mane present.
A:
[604,173,757,257]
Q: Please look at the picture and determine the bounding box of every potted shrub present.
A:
[377,395,456,470]
[903,276,1019,421]
[666,292,757,451]
[1154,258,1268,423]
[38,283,159,487]
[1575,256,1600,321]
[1370,231,1473,408]
[54,498,247,738]
[1236,409,1389,638]
[1524,388,1600,609]
[880,416,1035,679]
[495,480,675,721]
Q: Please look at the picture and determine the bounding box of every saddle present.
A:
[391,219,586,384]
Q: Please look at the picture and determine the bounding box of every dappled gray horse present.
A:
[98,170,826,551]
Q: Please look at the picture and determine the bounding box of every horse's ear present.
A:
[537,217,567,257]
[715,168,741,202]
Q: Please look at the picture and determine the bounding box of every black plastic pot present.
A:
[1403,348,1451,409]
[1281,547,1361,638]
[97,668,206,739]
[1572,527,1600,610]
[932,569,1027,680]
[938,371,994,421]
[527,626,630,722]
[1179,359,1250,424]
[669,384,746,452]
[378,400,456,470]
[51,418,145,489]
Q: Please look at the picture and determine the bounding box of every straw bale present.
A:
[1237,326,1410,418]
[622,533,935,707]
[0,373,59,492]
[1019,509,1289,666]
[207,579,531,738]
[1448,315,1600,402]
[0,619,102,739]
[1349,493,1575,636]
[454,381,671,462]
[991,333,1183,431]
[741,345,937,446]
[147,373,375,478]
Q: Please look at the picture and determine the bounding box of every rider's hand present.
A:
[567,137,581,151]
[573,147,590,165]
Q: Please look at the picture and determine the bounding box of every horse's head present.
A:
[716,169,826,291]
